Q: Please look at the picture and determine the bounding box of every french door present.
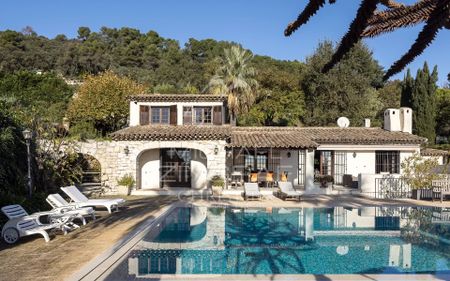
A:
[160,148,191,188]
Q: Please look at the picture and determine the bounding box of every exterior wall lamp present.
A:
[214,145,219,155]
[287,152,292,158]
[353,152,357,158]
[22,129,33,198]
[124,146,130,156]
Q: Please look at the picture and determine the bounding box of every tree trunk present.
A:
[230,113,237,126]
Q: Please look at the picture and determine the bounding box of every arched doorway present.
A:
[137,148,207,190]
[77,153,102,194]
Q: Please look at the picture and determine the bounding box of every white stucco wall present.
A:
[305,150,315,191]
[129,101,224,126]
[346,151,376,176]
[279,149,299,185]
[422,155,444,165]
[318,145,420,178]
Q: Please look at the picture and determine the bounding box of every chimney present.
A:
[400,107,412,134]
[364,118,371,128]
[384,109,401,131]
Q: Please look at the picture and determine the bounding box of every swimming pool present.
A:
[103,206,450,279]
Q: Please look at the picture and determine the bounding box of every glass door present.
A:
[160,148,191,188]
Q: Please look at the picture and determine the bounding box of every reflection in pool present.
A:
[105,206,450,279]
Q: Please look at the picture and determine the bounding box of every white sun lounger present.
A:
[243,183,262,201]
[61,186,125,213]
[278,182,301,201]
[1,205,76,244]
[46,194,96,225]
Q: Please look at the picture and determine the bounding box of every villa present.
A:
[76,94,447,197]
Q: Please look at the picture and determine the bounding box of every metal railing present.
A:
[374,177,410,199]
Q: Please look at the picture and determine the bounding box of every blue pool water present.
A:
[105,206,450,279]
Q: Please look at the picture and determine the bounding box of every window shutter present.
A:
[183,107,192,125]
[139,106,149,125]
[170,105,177,125]
[213,106,222,125]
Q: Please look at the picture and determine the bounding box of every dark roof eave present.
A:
[127,94,227,103]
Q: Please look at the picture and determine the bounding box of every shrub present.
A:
[401,153,444,190]
[314,175,334,183]
[210,175,225,187]
[117,174,135,188]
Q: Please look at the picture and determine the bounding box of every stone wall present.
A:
[75,139,227,194]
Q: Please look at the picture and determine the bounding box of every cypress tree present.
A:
[411,62,437,143]
[400,69,414,107]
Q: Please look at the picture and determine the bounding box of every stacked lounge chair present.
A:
[1,205,76,244]
[46,193,96,225]
[61,185,126,213]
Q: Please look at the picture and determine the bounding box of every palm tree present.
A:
[207,45,258,126]
[284,0,450,81]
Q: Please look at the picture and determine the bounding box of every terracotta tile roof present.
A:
[110,125,231,141]
[421,148,450,156]
[111,125,427,147]
[229,127,317,149]
[127,94,227,103]
[302,127,427,145]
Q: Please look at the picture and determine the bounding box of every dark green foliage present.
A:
[402,63,438,143]
[0,71,73,125]
[68,121,99,140]
[436,88,450,139]
[400,69,414,108]
[300,41,384,126]
[0,105,27,196]
[77,27,91,40]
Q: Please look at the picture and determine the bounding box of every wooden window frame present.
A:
[150,106,170,124]
[193,106,212,125]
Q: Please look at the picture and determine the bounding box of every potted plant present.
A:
[401,153,443,200]
[210,175,225,196]
[315,175,334,188]
[117,174,135,196]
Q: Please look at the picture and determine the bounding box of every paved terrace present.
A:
[0,194,449,281]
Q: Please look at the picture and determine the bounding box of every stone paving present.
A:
[0,194,449,281]
[0,196,176,281]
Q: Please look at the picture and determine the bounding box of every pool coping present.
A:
[68,203,450,281]
[67,201,186,281]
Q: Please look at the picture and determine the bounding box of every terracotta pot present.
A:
[117,185,131,196]
[211,185,223,196]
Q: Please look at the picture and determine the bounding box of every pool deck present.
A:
[0,194,449,281]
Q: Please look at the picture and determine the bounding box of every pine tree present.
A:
[411,62,437,144]
[400,69,414,108]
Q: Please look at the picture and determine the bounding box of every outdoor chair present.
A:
[61,186,125,213]
[1,205,77,244]
[278,182,301,201]
[280,172,288,182]
[249,172,258,183]
[46,193,96,225]
[266,171,274,188]
[243,183,262,201]
[432,180,450,203]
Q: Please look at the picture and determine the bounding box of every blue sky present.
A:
[1,0,449,85]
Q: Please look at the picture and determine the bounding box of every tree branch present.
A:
[384,0,449,80]
[322,0,380,73]
[284,0,328,36]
